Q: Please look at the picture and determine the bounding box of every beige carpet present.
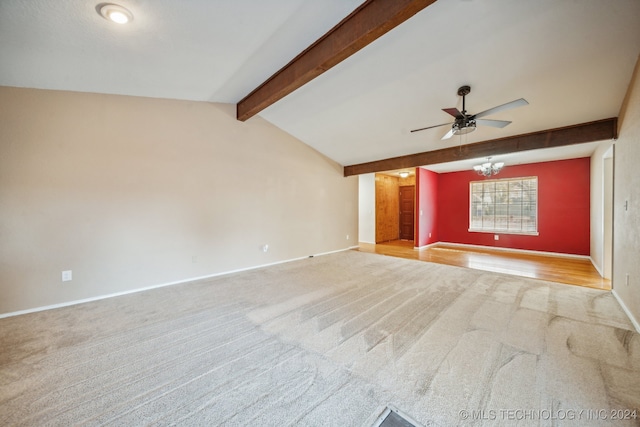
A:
[1,251,639,426]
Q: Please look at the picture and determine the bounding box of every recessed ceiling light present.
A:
[97,3,133,24]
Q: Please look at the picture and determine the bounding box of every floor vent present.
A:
[371,405,423,427]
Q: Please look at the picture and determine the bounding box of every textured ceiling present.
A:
[260,0,640,168]
[0,0,363,102]
[1,0,639,172]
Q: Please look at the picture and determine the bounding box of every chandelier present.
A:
[473,157,504,176]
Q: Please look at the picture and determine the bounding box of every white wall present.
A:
[590,140,613,277]
[613,55,640,330]
[0,87,358,315]
[358,173,375,243]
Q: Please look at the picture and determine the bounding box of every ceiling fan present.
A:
[411,85,528,140]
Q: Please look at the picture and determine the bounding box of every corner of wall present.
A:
[612,54,640,328]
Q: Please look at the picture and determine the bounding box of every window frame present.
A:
[468,176,539,236]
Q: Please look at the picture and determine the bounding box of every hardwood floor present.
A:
[356,240,611,290]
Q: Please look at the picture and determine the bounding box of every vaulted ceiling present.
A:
[2,0,639,173]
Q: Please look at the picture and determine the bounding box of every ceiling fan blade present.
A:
[441,128,455,140]
[410,122,453,133]
[442,108,463,118]
[476,118,511,128]
[473,98,529,119]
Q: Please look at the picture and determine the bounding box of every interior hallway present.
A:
[356,240,610,290]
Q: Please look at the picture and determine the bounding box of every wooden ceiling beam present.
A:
[343,117,618,176]
[236,0,437,121]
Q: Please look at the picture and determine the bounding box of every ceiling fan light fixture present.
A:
[452,119,477,136]
[399,171,410,178]
[98,3,133,24]
[453,126,476,136]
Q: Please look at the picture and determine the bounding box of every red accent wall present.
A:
[415,167,438,247]
[436,158,590,255]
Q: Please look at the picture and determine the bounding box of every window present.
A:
[469,177,538,235]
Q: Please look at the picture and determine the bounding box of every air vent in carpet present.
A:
[371,405,422,427]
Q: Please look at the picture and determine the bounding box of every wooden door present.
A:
[399,185,415,240]
[375,175,400,242]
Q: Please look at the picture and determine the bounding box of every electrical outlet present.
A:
[429,232,432,238]
[262,244,269,253]
[62,270,72,282]
[494,235,499,241]
[346,234,349,240]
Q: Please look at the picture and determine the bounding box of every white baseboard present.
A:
[612,290,640,334]
[0,246,356,319]
[590,257,605,277]
[437,241,591,260]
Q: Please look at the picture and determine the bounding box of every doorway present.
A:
[399,185,415,240]
[603,147,613,279]
[373,172,415,243]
